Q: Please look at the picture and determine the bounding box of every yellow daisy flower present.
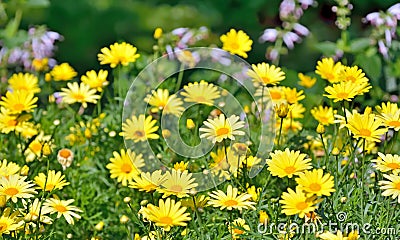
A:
[311,106,336,125]
[0,159,20,178]
[247,62,285,86]
[267,148,312,178]
[281,119,303,133]
[8,72,40,93]
[287,103,305,119]
[23,198,53,224]
[180,80,220,106]
[324,81,370,102]
[0,90,38,114]
[255,85,285,104]
[0,208,22,235]
[338,65,369,84]
[279,186,319,218]
[208,185,256,211]
[379,174,400,203]
[140,198,191,231]
[229,218,250,239]
[375,102,400,131]
[129,170,166,192]
[44,198,83,225]
[209,147,232,179]
[59,82,101,108]
[157,170,198,198]
[298,73,316,88]
[244,155,262,169]
[373,152,400,174]
[295,169,335,197]
[24,132,52,162]
[345,111,388,142]
[220,29,253,58]
[32,58,49,72]
[49,63,77,81]
[315,57,343,83]
[34,170,70,192]
[81,69,109,92]
[98,42,140,68]
[173,161,188,172]
[0,175,37,203]
[120,114,159,142]
[318,230,347,240]
[0,108,20,134]
[283,87,305,104]
[145,89,184,116]
[181,195,209,211]
[199,114,245,143]
[106,149,144,186]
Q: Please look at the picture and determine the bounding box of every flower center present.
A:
[359,128,371,137]
[73,93,85,101]
[388,121,400,127]
[387,163,400,170]
[143,184,156,191]
[319,116,328,124]
[395,182,400,190]
[169,185,183,193]
[121,163,132,173]
[233,228,244,235]
[230,42,239,50]
[159,216,173,225]
[284,166,296,174]
[216,127,230,136]
[0,223,8,231]
[224,199,238,206]
[6,119,17,127]
[270,91,282,100]
[13,103,25,111]
[261,76,271,84]
[30,141,42,153]
[45,184,55,191]
[309,183,322,192]
[325,73,335,81]
[194,96,207,103]
[134,130,145,138]
[59,149,72,158]
[295,201,308,211]
[4,187,19,196]
[346,76,357,82]
[54,204,67,213]
[337,92,348,99]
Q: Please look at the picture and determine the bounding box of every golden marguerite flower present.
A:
[0,174,37,203]
[8,72,40,93]
[315,57,343,83]
[34,170,70,192]
[283,87,305,104]
[98,42,140,68]
[311,105,336,126]
[220,29,253,58]
[24,132,52,162]
[345,111,388,142]
[59,82,101,108]
[324,81,371,102]
[81,69,109,92]
[145,89,184,116]
[208,185,256,211]
[247,62,285,86]
[267,148,312,178]
[279,186,319,218]
[373,152,400,175]
[23,198,53,224]
[140,198,191,231]
[0,159,20,178]
[338,65,369,84]
[379,174,400,203]
[120,114,159,142]
[298,73,316,88]
[106,149,144,186]
[318,230,347,240]
[295,169,335,197]
[375,102,400,131]
[199,114,245,143]
[0,108,22,134]
[180,80,221,106]
[49,63,78,81]
[129,170,166,192]
[44,198,83,225]
[0,208,22,235]
[229,218,250,239]
[157,170,198,198]
[0,90,38,114]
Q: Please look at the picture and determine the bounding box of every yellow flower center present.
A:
[270,91,282,100]
[224,199,238,206]
[194,96,207,103]
[0,223,8,231]
[13,103,25,111]
[309,183,322,192]
[4,187,19,196]
[233,228,244,234]
[261,76,271,84]
[54,204,67,213]
[45,184,55,191]
[216,127,230,136]
[337,92,348,99]
[295,201,308,211]
[346,76,357,82]
[121,163,132,173]
[59,149,72,158]
[159,216,173,225]
[359,128,371,137]
[169,185,183,193]
[395,182,400,190]
[388,121,400,127]
[387,163,400,170]
[134,130,145,138]
[230,42,239,50]
[6,119,17,127]
[325,73,335,81]
[143,184,156,191]
[284,166,296,174]
[73,93,85,101]
[30,141,42,153]
[318,116,328,124]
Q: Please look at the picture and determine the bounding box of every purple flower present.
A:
[259,29,279,43]
[211,49,232,66]
[388,3,400,20]
[171,27,188,36]
[385,29,393,46]
[298,0,314,9]
[378,40,389,59]
[279,0,296,18]
[293,23,309,36]
[266,48,279,62]
[365,12,384,26]
[282,31,300,49]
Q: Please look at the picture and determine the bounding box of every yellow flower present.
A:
[173,161,188,172]
[0,90,38,114]
[186,119,195,129]
[98,42,140,68]
[246,185,261,201]
[259,210,269,224]
[324,81,371,102]
[44,198,83,225]
[220,29,253,58]
[229,218,250,239]
[199,114,245,143]
[244,155,262,169]
[279,186,319,218]
[24,132,52,162]
[157,170,198,198]
[0,108,20,134]
[0,159,20,179]
[129,170,166,192]
[32,58,49,72]
[0,175,37,203]
[23,198,53,224]
[379,174,400,203]
[34,170,70,192]
[375,102,400,131]
[0,208,22,235]
[153,27,163,39]
[345,111,388,142]
[8,72,40,93]
[120,114,159,142]
[315,57,343,83]
[181,195,209,211]
[81,69,109,92]
[298,73,316,88]
[59,82,101,108]
[287,103,305,119]
[373,152,400,174]
[140,198,191,231]
[106,149,144,186]
[311,106,336,125]
[255,86,285,103]
[49,63,77,81]
[295,169,335,197]
[338,65,368,84]
[283,87,305,104]
[180,80,220,106]
[281,119,303,133]
[267,148,312,178]
[145,89,184,116]
[208,185,256,211]
[247,62,285,86]
[318,230,347,240]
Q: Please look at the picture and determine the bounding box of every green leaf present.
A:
[25,0,50,8]
[354,53,382,83]
[349,38,371,53]
[313,41,338,56]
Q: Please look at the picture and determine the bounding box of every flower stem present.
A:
[277,118,284,148]
[175,63,185,92]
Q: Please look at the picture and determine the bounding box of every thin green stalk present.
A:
[35,157,50,240]
[277,118,284,149]
[361,138,366,218]
[319,133,329,166]
[192,195,204,239]
[174,63,185,92]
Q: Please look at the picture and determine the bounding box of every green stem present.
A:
[35,157,50,240]
[175,63,185,92]
[320,133,329,166]
[361,138,366,219]
[277,118,284,149]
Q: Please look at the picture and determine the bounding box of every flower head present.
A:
[180,80,220,106]
[157,170,198,198]
[98,42,140,68]
[8,72,40,93]
[49,63,77,81]
[0,90,38,114]
[315,57,343,83]
[280,186,319,218]
[145,89,184,116]
[106,149,144,186]
[379,173,400,203]
[311,106,336,125]
[59,82,101,108]
[34,170,70,192]
[267,148,312,178]
[247,62,285,86]
[81,69,109,92]
[0,175,37,203]
[120,114,159,142]
[295,169,335,197]
[345,111,388,142]
[298,73,316,88]
[199,114,245,143]
[220,29,253,58]
[44,198,83,225]
[208,185,256,211]
[373,152,400,174]
[129,170,166,192]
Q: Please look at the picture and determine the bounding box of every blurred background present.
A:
[18,0,399,74]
